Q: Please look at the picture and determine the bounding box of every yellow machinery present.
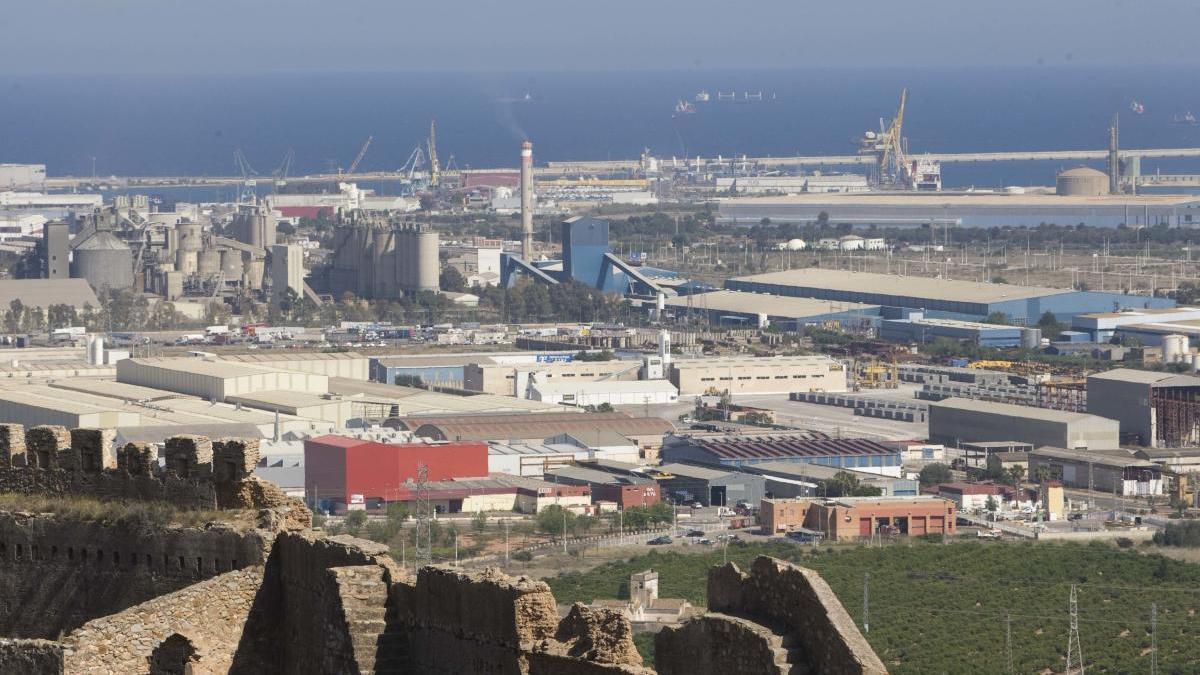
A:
[968,360,1014,371]
[854,358,899,390]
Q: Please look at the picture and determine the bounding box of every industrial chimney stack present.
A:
[520,140,534,260]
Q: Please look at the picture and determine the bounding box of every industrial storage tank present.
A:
[71,230,133,290]
[417,228,439,291]
[1056,167,1109,196]
[786,238,806,251]
[1020,327,1043,349]
[1163,334,1188,363]
[176,221,203,251]
[220,249,242,278]
[197,249,221,278]
[244,258,265,290]
[176,250,198,276]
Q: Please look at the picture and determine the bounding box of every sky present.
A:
[5,0,1200,74]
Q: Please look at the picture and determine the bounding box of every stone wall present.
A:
[672,556,888,675]
[61,566,265,674]
[0,424,311,525]
[0,512,270,638]
[654,614,792,675]
[0,638,63,674]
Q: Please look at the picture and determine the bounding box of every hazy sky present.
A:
[7,0,1199,74]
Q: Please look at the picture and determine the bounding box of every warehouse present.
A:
[464,359,641,397]
[1071,307,1200,342]
[368,475,592,515]
[225,390,353,426]
[370,352,578,389]
[725,269,1173,323]
[117,357,328,402]
[399,411,673,453]
[660,433,903,476]
[663,290,879,329]
[1028,446,1163,496]
[760,495,956,540]
[879,316,1030,347]
[488,439,639,478]
[668,355,846,396]
[716,192,1200,228]
[529,379,679,406]
[652,462,767,507]
[542,464,661,508]
[0,383,141,428]
[1087,369,1200,448]
[0,278,99,310]
[303,435,489,511]
[219,351,369,380]
[741,460,918,497]
[327,377,561,416]
[928,398,1120,450]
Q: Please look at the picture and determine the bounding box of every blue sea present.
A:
[3,66,1200,192]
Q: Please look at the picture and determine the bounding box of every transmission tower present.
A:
[1066,584,1085,675]
[1005,612,1014,674]
[414,463,433,567]
[862,572,870,634]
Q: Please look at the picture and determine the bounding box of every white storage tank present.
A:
[1163,334,1188,364]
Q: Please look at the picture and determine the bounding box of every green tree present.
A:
[1036,310,1066,341]
[344,510,368,536]
[919,463,953,486]
[440,266,468,292]
[472,510,488,533]
[985,495,999,513]
[536,505,576,537]
[596,402,615,413]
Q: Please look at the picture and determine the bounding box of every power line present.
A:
[1151,602,1159,675]
[1005,612,1014,675]
[862,572,870,634]
[1066,583,1084,675]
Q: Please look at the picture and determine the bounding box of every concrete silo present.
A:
[1056,167,1108,197]
[71,230,134,290]
[197,249,221,278]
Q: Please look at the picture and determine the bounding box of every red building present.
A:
[304,435,488,509]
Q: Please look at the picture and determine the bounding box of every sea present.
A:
[4,66,1200,197]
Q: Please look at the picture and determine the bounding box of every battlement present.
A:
[0,424,308,524]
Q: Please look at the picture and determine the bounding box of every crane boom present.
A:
[346,136,373,175]
[427,120,440,187]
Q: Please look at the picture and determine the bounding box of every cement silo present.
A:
[1163,334,1188,364]
[416,227,439,291]
[71,230,133,290]
[220,249,242,278]
[176,221,202,253]
[1056,167,1108,197]
[232,204,276,249]
[175,250,198,276]
[197,249,221,278]
[244,258,265,290]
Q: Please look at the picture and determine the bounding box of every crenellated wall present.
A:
[0,512,270,639]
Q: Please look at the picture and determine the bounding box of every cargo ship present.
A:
[674,100,696,115]
[1172,111,1198,126]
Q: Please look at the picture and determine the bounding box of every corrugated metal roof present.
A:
[0,278,99,309]
[931,397,1111,424]
[681,435,894,460]
[1089,368,1200,387]
[1031,446,1156,469]
[729,268,1068,304]
[663,290,877,319]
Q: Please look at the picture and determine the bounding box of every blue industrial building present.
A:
[879,315,1028,347]
[725,269,1173,323]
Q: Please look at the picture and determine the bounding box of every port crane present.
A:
[344,136,373,176]
[272,148,295,186]
[858,88,909,187]
[399,145,426,180]
[233,149,259,203]
[427,120,440,187]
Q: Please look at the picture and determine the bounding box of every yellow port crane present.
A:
[859,88,908,186]
[427,120,440,187]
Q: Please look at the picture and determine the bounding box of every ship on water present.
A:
[694,90,710,102]
[1172,110,1198,126]
[1131,99,1145,114]
[674,99,696,115]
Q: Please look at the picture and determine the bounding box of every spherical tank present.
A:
[176,250,198,276]
[786,238,806,251]
[417,230,439,291]
[220,249,242,277]
[197,250,221,278]
[71,231,133,290]
[1056,167,1108,196]
[176,221,203,251]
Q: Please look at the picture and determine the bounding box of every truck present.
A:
[176,334,206,345]
[205,325,231,336]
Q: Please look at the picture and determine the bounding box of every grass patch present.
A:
[545,540,1200,674]
[0,493,237,532]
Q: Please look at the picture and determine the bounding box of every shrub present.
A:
[512,550,534,562]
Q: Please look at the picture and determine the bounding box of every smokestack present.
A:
[521,140,534,260]
[1108,114,1120,195]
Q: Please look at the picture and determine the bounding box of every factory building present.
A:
[760,496,956,540]
[716,192,1200,228]
[668,355,846,396]
[218,352,370,380]
[741,461,918,497]
[541,464,661,508]
[652,463,767,507]
[1087,369,1200,447]
[1071,307,1200,342]
[41,221,69,279]
[663,290,879,329]
[303,435,488,511]
[1028,446,1163,496]
[928,398,1120,450]
[488,437,641,477]
[464,359,641,397]
[726,269,1173,323]
[0,164,46,189]
[529,379,679,407]
[116,356,328,402]
[230,203,277,249]
[325,211,439,299]
[0,278,98,310]
[879,315,1032,348]
[714,174,870,194]
[397,411,672,453]
[661,434,903,476]
[370,352,578,389]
